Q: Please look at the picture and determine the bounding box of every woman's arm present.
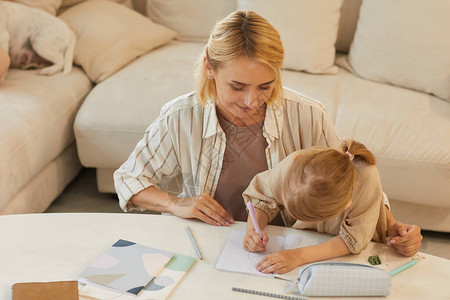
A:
[256,236,351,274]
[114,102,234,226]
[130,186,233,226]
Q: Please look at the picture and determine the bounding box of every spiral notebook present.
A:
[216,230,319,281]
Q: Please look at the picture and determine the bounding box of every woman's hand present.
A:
[170,193,234,226]
[256,248,303,274]
[129,187,234,226]
[243,229,269,252]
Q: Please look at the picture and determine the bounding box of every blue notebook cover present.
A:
[79,239,174,295]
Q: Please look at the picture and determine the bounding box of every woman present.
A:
[114,10,421,256]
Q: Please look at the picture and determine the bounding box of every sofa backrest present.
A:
[135,0,362,52]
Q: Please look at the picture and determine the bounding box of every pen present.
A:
[246,202,263,239]
[186,226,203,260]
[389,258,420,277]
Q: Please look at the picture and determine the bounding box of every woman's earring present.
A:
[207,75,213,79]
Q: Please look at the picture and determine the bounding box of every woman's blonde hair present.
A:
[195,10,284,106]
[282,139,376,222]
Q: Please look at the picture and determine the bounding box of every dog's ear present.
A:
[0,47,10,81]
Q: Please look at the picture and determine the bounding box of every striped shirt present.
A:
[113,87,341,212]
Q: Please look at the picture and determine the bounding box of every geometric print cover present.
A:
[298,262,391,296]
[78,239,173,295]
[79,253,197,299]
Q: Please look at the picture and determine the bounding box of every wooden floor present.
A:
[47,168,450,260]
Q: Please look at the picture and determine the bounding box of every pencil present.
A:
[186,226,203,260]
[247,202,263,239]
[389,258,419,277]
[232,287,308,300]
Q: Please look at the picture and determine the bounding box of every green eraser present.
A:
[368,255,382,265]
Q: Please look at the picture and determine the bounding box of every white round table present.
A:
[0,213,448,299]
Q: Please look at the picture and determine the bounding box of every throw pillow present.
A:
[145,0,237,42]
[335,0,362,53]
[238,0,343,74]
[11,0,62,15]
[59,0,177,83]
[348,0,450,102]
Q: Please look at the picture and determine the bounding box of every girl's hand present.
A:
[386,222,422,256]
[243,229,269,253]
[256,248,303,274]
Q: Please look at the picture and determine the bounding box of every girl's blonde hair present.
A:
[195,10,284,106]
[283,139,376,222]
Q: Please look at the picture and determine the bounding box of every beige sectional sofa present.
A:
[0,0,151,214]
[0,67,91,214]
[2,0,450,233]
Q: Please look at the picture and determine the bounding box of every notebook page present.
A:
[283,233,320,250]
[216,230,285,278]
[274,234,320,281]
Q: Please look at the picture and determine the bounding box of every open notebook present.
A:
[216,230,320,281]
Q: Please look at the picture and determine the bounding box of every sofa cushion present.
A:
[1,143,81,214]
[145,0,237,42]
[59,0,177,83]
[58,0,132,13]
[238,0,343,74]
[74,41,205,168]
[347,0,450,102]
[0,67,92,211]
[282,55,450,208]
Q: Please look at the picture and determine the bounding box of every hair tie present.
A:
[345,151,354,161]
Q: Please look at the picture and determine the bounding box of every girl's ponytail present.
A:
[340,138,376,165]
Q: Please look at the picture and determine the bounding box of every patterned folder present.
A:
[79,253,197,300]
[79,239,173,295]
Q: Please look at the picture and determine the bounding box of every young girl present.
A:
[242,139,387,274]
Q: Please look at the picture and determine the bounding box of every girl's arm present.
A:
[243,207,270,252]
[256,236,351,274]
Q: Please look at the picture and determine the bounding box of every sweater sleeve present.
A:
[113,113,179,212]
[339,163,387,253]
[242,152,299,222]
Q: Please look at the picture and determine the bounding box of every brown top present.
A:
[242,151,388,253]
[214,112,268,221]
